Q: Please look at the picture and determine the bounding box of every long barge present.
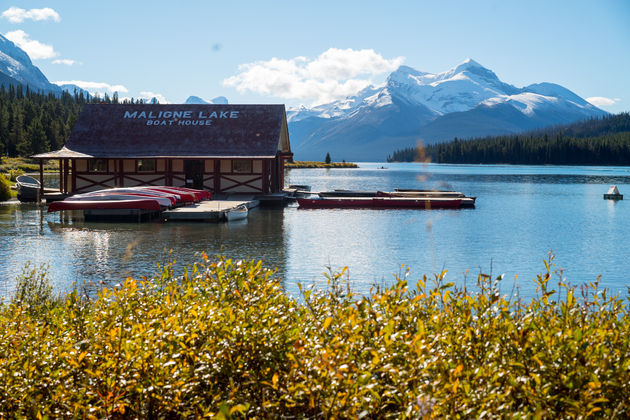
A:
[297,196,463,209]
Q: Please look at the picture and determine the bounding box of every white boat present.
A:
[16,175,41,202]
[604,185,623,200]
[226,204,248,221]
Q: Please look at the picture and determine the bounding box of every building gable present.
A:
[35,104,291,159]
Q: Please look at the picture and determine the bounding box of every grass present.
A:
[1,254,629,418]
[0,156,58,175]
[286,161,358,168]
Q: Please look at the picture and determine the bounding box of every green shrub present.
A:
[0,174,12,201]
[1,255,629,418]
[8,168,25,181]
[11,263,57,316]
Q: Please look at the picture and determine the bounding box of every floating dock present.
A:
[163,199,259,222]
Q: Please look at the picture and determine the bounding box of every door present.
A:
[184,160,204,189]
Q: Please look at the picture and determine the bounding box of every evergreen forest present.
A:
[387,113,630,165]
[0,85,143,157]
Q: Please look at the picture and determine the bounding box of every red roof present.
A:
[34,104,291,159]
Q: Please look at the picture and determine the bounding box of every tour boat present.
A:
[16,175,41,202]
[391,189,467,198]
[377,191,476,207]
[297,196,463,209]
[318,190,378,198]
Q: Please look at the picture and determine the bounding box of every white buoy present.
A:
[604,185,623,200]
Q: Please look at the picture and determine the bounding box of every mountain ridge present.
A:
[0,33,89,97]
[0,38,607,162]
[288,59,606,161]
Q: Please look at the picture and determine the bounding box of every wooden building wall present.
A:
[71,157,277,194]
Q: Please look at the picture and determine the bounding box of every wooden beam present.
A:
[214,159,221,193]
[63,159,69,194]
[262,160,269,194]
[58,159,63,193]
[39,159,44,194]
[71,159,76,193]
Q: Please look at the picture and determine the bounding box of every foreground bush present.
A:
[1,255,629,418]
[0,174,12,201]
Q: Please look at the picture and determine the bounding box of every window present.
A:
[88,159,108,173]
[232,160,252,173]
[137,159,156,172]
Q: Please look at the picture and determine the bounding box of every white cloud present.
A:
[586,96,621,107]
[53,80,128,95]
[1,7,60,23]
[4,30,57,59]
[139,91,169,104]
[52,58,77,66]
[223,48,405,105]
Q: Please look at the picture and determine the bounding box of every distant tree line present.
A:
[387,113,630,165]
[0,85,148,157]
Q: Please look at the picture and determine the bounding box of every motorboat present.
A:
[16,175,41,202]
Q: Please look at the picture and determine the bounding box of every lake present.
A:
[2,163,630,299]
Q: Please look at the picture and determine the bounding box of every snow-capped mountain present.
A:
[0,33,88,96]
[0,37,607,162]
[0,34,62,93]
[185,95,229,105]
[289,59,607,161]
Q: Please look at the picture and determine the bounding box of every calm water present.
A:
[2,163,630,299]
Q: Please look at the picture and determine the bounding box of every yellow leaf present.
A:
[272,373,279,389]
[454,364,463,376]
[322,317,333,330]
[452,378,459,394]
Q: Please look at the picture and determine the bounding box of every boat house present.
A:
[33,104,293,195]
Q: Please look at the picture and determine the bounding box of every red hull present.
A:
[163,187,211,201]
[48,199,162,212]
[297,197,462,209]
[138,187,196,203]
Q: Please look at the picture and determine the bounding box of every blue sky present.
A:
[1,0,628,112]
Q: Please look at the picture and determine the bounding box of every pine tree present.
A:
[27,118,50,154]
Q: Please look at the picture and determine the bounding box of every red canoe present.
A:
[48,199,162,213]
[297,197,463,209]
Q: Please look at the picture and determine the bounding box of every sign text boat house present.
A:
[34,104,293,195]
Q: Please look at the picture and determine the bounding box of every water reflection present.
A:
[3,163,630,300]
[1,205,287,298]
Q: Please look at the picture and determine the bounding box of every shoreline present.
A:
[285,161,358,169]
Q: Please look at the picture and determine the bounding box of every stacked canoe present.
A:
[48,186,211,220]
